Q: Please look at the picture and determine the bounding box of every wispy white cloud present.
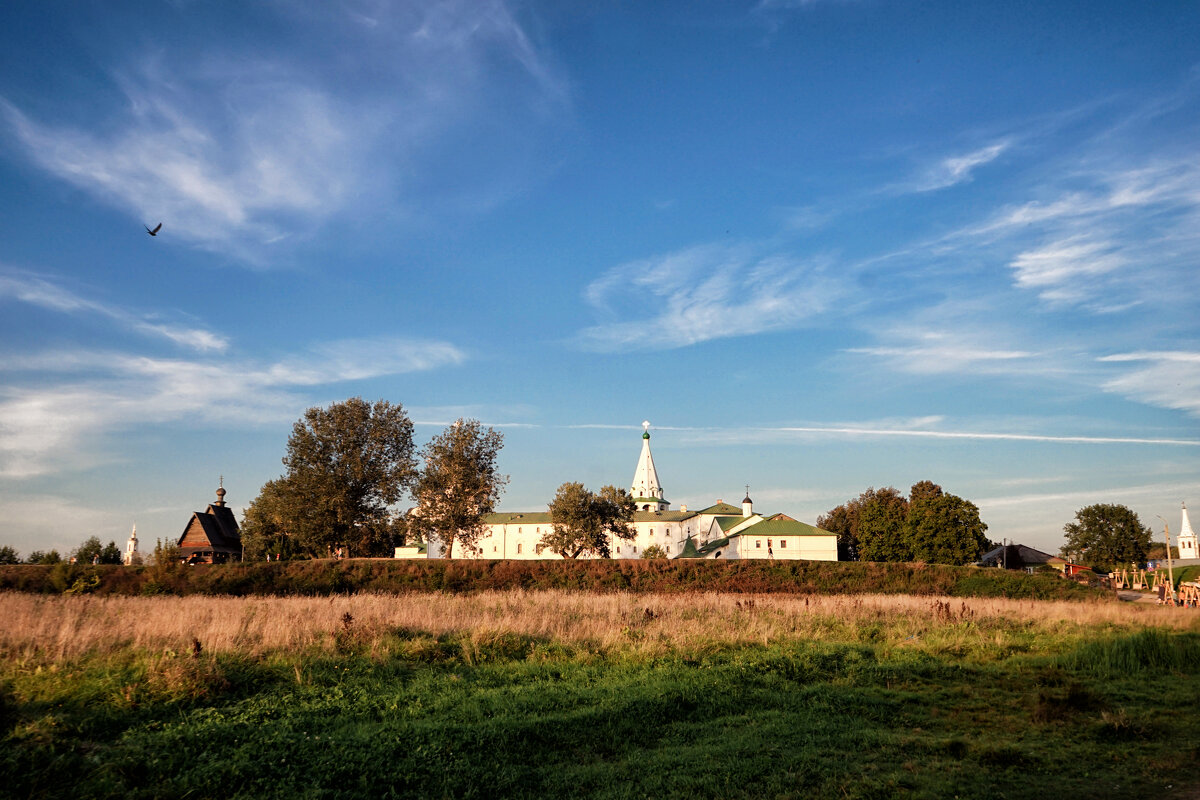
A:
[755,0,860,10]
[843,312,1050,377]
[1,89,351,263]
[947,156,1200,311]
[777,204,838,232]
[1008,236,1128,305]
[0,0,567,262]
[759,425,1199,447]
[976,481,1199,508]
[847,340,1035,375]
[562,419,1199,447]
[1098,351,1200,417]
[578,243,845,351]
[1099,351,1200,364]
[0,337,466,478]
[0,270,227,352]
[910,141,1010,192]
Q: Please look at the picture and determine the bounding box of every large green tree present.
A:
[817,498,868,561]
[823,482,988,565]
[410,419,507,559]
[541,482,636,559]
[240,478,295,560]
[854,487,911,562]
[1061,504,1152,572]
[905,492,989,565]
[252,398,417,558]
[0,545,19,565]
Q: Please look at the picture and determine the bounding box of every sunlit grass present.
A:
[2,591,1197,799]
[3,590,1193,665]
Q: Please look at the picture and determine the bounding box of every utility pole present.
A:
[1155,515,1177,605]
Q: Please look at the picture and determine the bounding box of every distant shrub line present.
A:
[0,559,1103,600]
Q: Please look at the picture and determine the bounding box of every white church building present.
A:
[413,423,838,561]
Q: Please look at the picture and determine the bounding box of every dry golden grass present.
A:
[1,590,1195,664]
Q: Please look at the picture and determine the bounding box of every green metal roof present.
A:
[632,510,698,522]
[693,536,731,557]
[735,517,833,537]
[696,502,743,515]
[483,512,554,525]
[716,516,751,532]
[677,537,701,558]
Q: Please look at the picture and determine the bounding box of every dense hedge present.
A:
[0,558,1104,600]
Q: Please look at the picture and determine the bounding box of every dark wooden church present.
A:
[178,483,243,563]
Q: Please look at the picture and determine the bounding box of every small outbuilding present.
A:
[178,484,243,564]
[977,543,1065,573]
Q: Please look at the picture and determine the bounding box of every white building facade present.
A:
[413,423,838,561]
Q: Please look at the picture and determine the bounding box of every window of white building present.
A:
[779,540,787,548]
[756,540,761,548]
[517,543,522,554]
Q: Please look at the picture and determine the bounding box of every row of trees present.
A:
[239,397,652,561]
[240,399,508,560]
[0,537,123,566]
[819,480,1158,572]
[818,481,990,565]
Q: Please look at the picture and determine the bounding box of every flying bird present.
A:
[145,223,162,236]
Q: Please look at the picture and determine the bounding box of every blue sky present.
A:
[2,0,1198,557]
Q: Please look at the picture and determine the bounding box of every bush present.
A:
[0,559,1107,600]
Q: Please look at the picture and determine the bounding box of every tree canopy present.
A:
[1061,504,1151,572]
[541,482,636,559]
[641,544,667,560]
[0,545,19,565]
[73,536,122,565]
[240,478,295,559]
[247,398,417,558]
[820,481,988,565]
[905,492,988,566]
[410,419,507,559]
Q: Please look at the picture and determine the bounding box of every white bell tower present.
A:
[1179,503,1198,560]
[124,524,140,565]
[630,421,669,512]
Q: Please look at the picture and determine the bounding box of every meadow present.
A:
[2,587,1198,799]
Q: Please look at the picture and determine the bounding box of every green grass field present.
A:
[2,591,1197,799]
